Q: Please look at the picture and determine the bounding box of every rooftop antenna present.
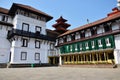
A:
[117,0,120,9]
[87,19,89,24]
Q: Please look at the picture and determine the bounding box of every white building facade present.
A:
[0,3,57,67]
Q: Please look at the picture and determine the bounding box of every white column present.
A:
[59,56,62,65]
[114,49,120,64]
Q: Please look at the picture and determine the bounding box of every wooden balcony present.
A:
[57,29,120,46]
[7,29,55,42]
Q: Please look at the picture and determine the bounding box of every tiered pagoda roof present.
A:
[52,16,71,34]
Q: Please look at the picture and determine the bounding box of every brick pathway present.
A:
[0,67,120,80]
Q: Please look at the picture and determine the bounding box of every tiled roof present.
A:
[9,3,53,21]
[46,29,60,38]
[0,7,9,14]
[59,9,120,37]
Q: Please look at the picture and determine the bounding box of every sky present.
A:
[0,0,116,30]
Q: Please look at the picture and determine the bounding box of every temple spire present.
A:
[52,16,71,34]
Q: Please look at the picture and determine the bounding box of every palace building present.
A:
[1,1,120,68]
[0,3,59,67]
[53,1,120,67]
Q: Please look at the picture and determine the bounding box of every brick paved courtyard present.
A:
[0,67,120,80]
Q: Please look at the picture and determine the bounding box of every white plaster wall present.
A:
[114,34,120,64]
[114,50,120,64]
[114,34,120,49]
[0,25,11,63]
[12,15,46,35]
[0,49,10,63]
[10,37,51,64]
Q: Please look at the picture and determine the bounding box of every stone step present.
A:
[8,63,58,68]
[60,64,117,68]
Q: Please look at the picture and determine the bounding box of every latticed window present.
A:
[85,42,89,49]
[1,15,8,22]
[91,41,95,48]
[105,38,111,46]
[70,45,72,51]
[35,53,40,60]
[22,38,28,47]
[22,23,29,31]
[75,32,80,40]
[59,38,63,43]
[50,43,54,49]
[79,44,82,50]
[97,25,105,34]
[67,35,71,42]
[21,52,27,60]
[98,39,102,47]
[35,40,41,48]
[75,44,78,51]
[85,29,91,37]
[66,45,69,52]
[36,26,41,34]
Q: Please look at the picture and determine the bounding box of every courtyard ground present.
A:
[0,67,120,80]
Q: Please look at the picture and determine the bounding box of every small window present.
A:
[21,52,27,60]
[75,44,78,51]
[91,41,94,46]
[59,38,63,43]
[105,38,111,46]
[50,43,54,50]
[22,38,28,47]
[36,26,41,34]
[67,35,71,42]
[106,38,110,44]
[35,53,40,60]
[22,23,29,31]
[1,15,8,22]
[98,39,102,47]
[35,40,41,48]
[85,42,89,49]
[75,32,80,40]
[85,42,88,47]
[91,41,95,48]
[80,44,82,50]
[70,45,72,51]
[98,40,102,45]
[66,46,69,52]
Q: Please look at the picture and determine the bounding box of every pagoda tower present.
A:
[52,16,71,34]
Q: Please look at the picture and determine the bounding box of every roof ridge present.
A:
[0,7,9,14]
[13,3,52,17]
[59,11,120,37]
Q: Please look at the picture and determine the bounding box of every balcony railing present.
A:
[7,29,55,42]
